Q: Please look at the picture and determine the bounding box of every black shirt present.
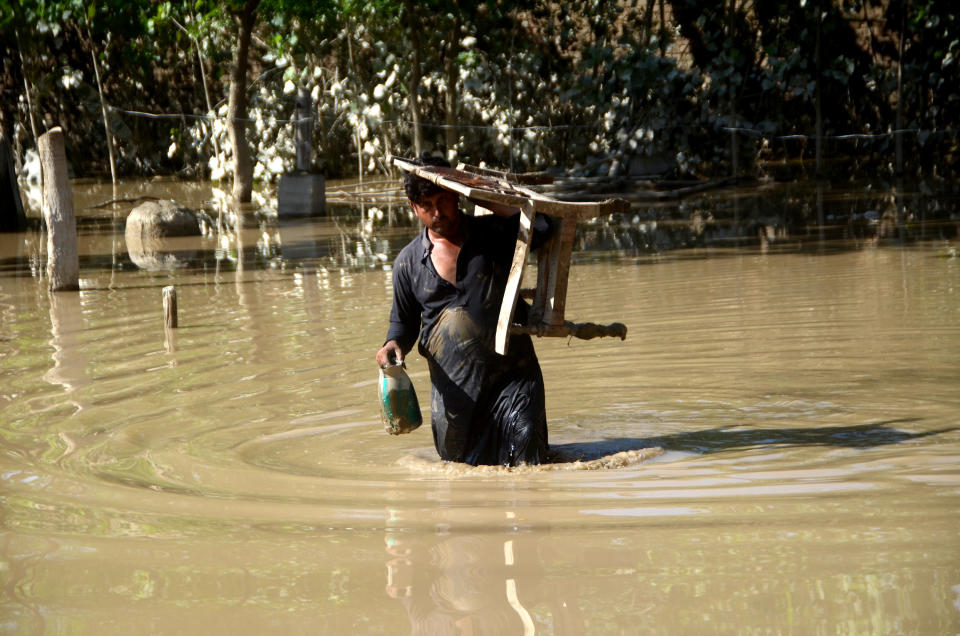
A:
[385,212,551,355]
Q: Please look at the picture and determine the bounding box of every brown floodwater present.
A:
[1,179,959,634]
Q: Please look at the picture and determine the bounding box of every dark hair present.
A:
[404,152,451,204]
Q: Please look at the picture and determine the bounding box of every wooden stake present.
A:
[163,286,178,329]
[38,127,79,292]
[86,24,117,195]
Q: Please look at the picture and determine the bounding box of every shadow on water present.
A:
[550,419,957,462]
[401,421,955,474]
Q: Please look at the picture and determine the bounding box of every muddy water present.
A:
[1,180,959,634]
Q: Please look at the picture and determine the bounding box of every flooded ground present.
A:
[1,178,959,634]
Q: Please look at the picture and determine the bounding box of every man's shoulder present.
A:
[393,230,427,267]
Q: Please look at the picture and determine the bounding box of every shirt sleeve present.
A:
[384,256,421,353]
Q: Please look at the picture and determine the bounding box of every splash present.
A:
[399,446,664,475]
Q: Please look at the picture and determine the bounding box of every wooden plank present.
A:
[495,200,534,355]
[455,161,555,185]
[392,156,627,218]
[394,156,529,207]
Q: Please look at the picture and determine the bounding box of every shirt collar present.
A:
[417,213,472,262]
[418,227,432,262]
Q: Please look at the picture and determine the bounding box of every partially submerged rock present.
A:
[124,199,201,270]
[126,199,201,239]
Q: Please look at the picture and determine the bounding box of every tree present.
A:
[226,0,259,202]
[181,0,336,201]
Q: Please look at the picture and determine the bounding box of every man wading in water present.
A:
[376,154,553,466]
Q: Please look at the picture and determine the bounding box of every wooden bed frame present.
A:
[391,156,629,355]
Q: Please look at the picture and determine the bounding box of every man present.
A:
[376,154,552,466]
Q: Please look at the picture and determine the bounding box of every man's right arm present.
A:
[377,259,419,367]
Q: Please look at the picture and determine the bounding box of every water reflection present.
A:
[125,234,199,270]
[164,321,178,354]
[385,510,582,635]
[7,178,953,280]
[575,179,957,259]
[44,291,89,397]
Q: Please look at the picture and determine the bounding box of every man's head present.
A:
[403,152,452,204]
[405,153,462,239]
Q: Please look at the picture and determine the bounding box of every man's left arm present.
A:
[468,196,554,248]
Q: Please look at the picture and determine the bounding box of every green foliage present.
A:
[1,0,956,182]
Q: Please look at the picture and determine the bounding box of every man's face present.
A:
[411,191,461,238]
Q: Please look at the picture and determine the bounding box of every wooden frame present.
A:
[391,156,629,354]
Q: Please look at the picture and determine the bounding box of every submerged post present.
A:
[38,127,79,291]
[162,285,178,329]
[277,87,325,217]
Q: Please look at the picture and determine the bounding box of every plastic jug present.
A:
[378,362,423,435]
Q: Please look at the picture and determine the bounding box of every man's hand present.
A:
[376,340,405,368]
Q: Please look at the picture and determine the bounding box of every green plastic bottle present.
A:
[378,361,423,435]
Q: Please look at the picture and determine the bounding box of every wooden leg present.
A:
[543,218,577,327]
[495,201,535,355]
[534,217,576,328]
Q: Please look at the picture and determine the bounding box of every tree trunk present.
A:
[640,0,654,47]
[227,0,259,203]
[0,136,27,232]
[658,0,666,56]
[815,0,822,177]
[294,87,313,172]
[443,13,462,159]
[11,29,39,151]
[404,0,424,156]
[895,0,908,176]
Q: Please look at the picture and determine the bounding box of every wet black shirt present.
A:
[385,212,551,355]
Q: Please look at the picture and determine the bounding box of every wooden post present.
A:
[84,17,117,195]
[294,88,312,172]
[38,127,79,291]
[163,286,178,329]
